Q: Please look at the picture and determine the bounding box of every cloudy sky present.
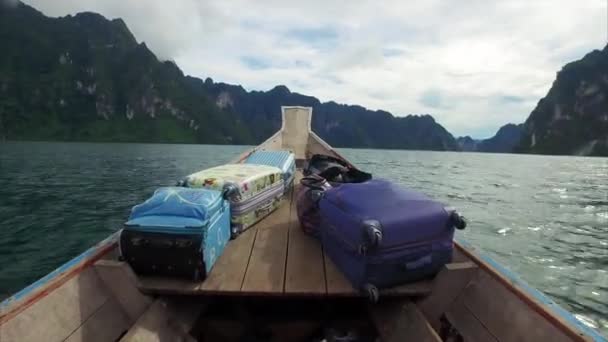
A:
[26,0,607,138]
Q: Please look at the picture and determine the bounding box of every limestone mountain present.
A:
[456,136,479,152]
[516,45,608,156]
[200,79,460,150]
[0,1,254,144]
[0,1,460,150]
[457,123,523,153]
[478,123,523,153]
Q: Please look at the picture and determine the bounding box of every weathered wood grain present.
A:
[372,300,441,342]
[240,198,291,294]
[284,175,327,296]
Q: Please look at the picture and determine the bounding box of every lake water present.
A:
[0,142,607,336]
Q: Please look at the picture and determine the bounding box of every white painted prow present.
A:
[280,106,311,160]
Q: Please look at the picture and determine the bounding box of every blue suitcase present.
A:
[244,150,296,191]
[119,187,231,280]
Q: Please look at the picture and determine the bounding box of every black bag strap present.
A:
[300,176,328,191]
[305,154,372,184]
[342,168,372,183]
[305,154,350,174]
[319,166,348,181]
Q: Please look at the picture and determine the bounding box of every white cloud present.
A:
[24,0,608,137]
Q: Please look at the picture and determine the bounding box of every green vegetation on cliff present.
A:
[0,2,460,150]
[516,46,608,156]
[0,2,253,144]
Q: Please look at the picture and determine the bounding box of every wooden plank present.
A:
[94,260,152,322]
[120,298,204,342]
[372,300,441,342]
[0,234,118,326]
[284,178,327,295]
[136,276,201,295]
[64,297,131,342]
[452,247,470,263]
[455,241,599,342]
[240,196,291,294]
[0,268,110,342]
[380,279,433,297]
[444,295,498,342]
[323,252,357,295]
[419,261,478,329]
[199,224,258,293]
[462,271,572,342]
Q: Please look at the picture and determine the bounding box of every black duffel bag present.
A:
[303,154,372,184]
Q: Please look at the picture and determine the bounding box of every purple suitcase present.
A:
[319,179,465,301]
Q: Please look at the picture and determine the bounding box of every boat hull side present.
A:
[0,232,119,325]
[454,238,605,342]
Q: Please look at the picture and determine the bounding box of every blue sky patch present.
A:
[419,88,445,109]
[295,60,312,68]
[285,27,338,49]
[500,95,526,104]
[241,56,271,70]
[382,48,405,57]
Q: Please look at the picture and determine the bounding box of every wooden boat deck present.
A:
[136,173,432,298]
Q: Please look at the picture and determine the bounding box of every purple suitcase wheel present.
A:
[363,283,379,303]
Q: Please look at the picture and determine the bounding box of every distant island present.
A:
[0,1,606,155]
[456,124,524,153]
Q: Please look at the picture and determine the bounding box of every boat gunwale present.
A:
[454,239,604,342]
[308,131,355,167]
[0,232,119,325]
